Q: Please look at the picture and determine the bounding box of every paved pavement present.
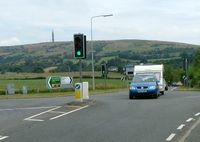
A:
[0,89,200,142]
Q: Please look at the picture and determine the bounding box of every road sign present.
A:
[75,83,82,101]
[60,77,73,88]
[47,76,73,89]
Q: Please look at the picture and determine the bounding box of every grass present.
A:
[177,86,200,91]
[0,78,128,90]
[0,76,129,97]
[0,72,129,99]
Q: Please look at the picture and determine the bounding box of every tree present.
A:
[189,50,200,87]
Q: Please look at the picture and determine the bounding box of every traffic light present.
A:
[101,64,107,78]
[74,34,86,59]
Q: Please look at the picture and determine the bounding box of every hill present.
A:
[0,39,199,73]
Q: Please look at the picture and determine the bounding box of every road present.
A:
[0,89,200,142]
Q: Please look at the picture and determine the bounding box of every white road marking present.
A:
[166,133,176,141]
[195,112,200,116]
[0,136,9,141]
[186,118,194,122]
[0,106,60,112]
[24,106,61,121]
[178,116,200,142]
[50,105,89,120]
[24,118,44,122]
[177,124,185,130]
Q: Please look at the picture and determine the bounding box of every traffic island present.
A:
[65,99,96,107]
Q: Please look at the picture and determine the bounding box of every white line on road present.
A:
[195,112,200,116]
[0,136,9,141]
[178,116,200,142]
[50,105,89,120]
[186,118,195,122]
[166,133,176,141]
[24,106,61,121]
[177,124,185,130]
[0,106,60,112]
[24,118,44,122]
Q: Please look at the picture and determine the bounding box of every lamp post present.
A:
[91,14,113,91]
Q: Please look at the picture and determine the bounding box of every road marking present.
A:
[24,118,44,122]
[0,106,60,112]
[177,124,185,130]
[0,136,9,141]
[186,118,194,122]
[24,106,61,121]
[50,105,89,120]
[166,133,176,141]
[195,112,200,116]
[178,116,200,142]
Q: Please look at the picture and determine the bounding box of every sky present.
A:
[0,0,200,46]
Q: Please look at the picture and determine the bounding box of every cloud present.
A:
[0,37,21,46]
[0,0,200,45]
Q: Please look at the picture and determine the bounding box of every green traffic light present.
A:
[77,51,81,56]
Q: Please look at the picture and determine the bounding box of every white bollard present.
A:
[82,82,89,100]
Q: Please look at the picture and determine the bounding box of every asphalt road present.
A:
[0,89,200,142]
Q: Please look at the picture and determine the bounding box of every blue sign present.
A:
[75,84,81,89]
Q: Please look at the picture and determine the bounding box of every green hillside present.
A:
[0,39,199,73]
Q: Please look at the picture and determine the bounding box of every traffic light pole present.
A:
[185,58,188,87]
[104,71,107,90]
[79,59,82,83]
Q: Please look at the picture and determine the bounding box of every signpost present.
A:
[47,76,73,89]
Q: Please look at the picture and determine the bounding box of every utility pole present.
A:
[52,30,55,43]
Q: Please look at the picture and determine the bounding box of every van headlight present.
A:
[149,86,156,89]
[159,86,163,89]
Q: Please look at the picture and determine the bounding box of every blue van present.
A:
[129,74,159,99]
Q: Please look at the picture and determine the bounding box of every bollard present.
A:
[82,82,89,100]
[75,83,83,102]
[22,86,28,95]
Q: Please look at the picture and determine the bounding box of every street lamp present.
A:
[91,14,113,91]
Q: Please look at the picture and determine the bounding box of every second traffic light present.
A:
[101,64,108,78]
[74,34,86,59]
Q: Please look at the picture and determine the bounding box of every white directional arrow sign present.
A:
[60,77,73,88]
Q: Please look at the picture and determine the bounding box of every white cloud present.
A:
[0,0,200,45]
[0,37,21,46]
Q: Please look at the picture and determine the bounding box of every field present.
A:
[0,72,122,79]
[0,72,129,96]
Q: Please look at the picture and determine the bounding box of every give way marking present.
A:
[24,105,89,122]
[0,135,9,141]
